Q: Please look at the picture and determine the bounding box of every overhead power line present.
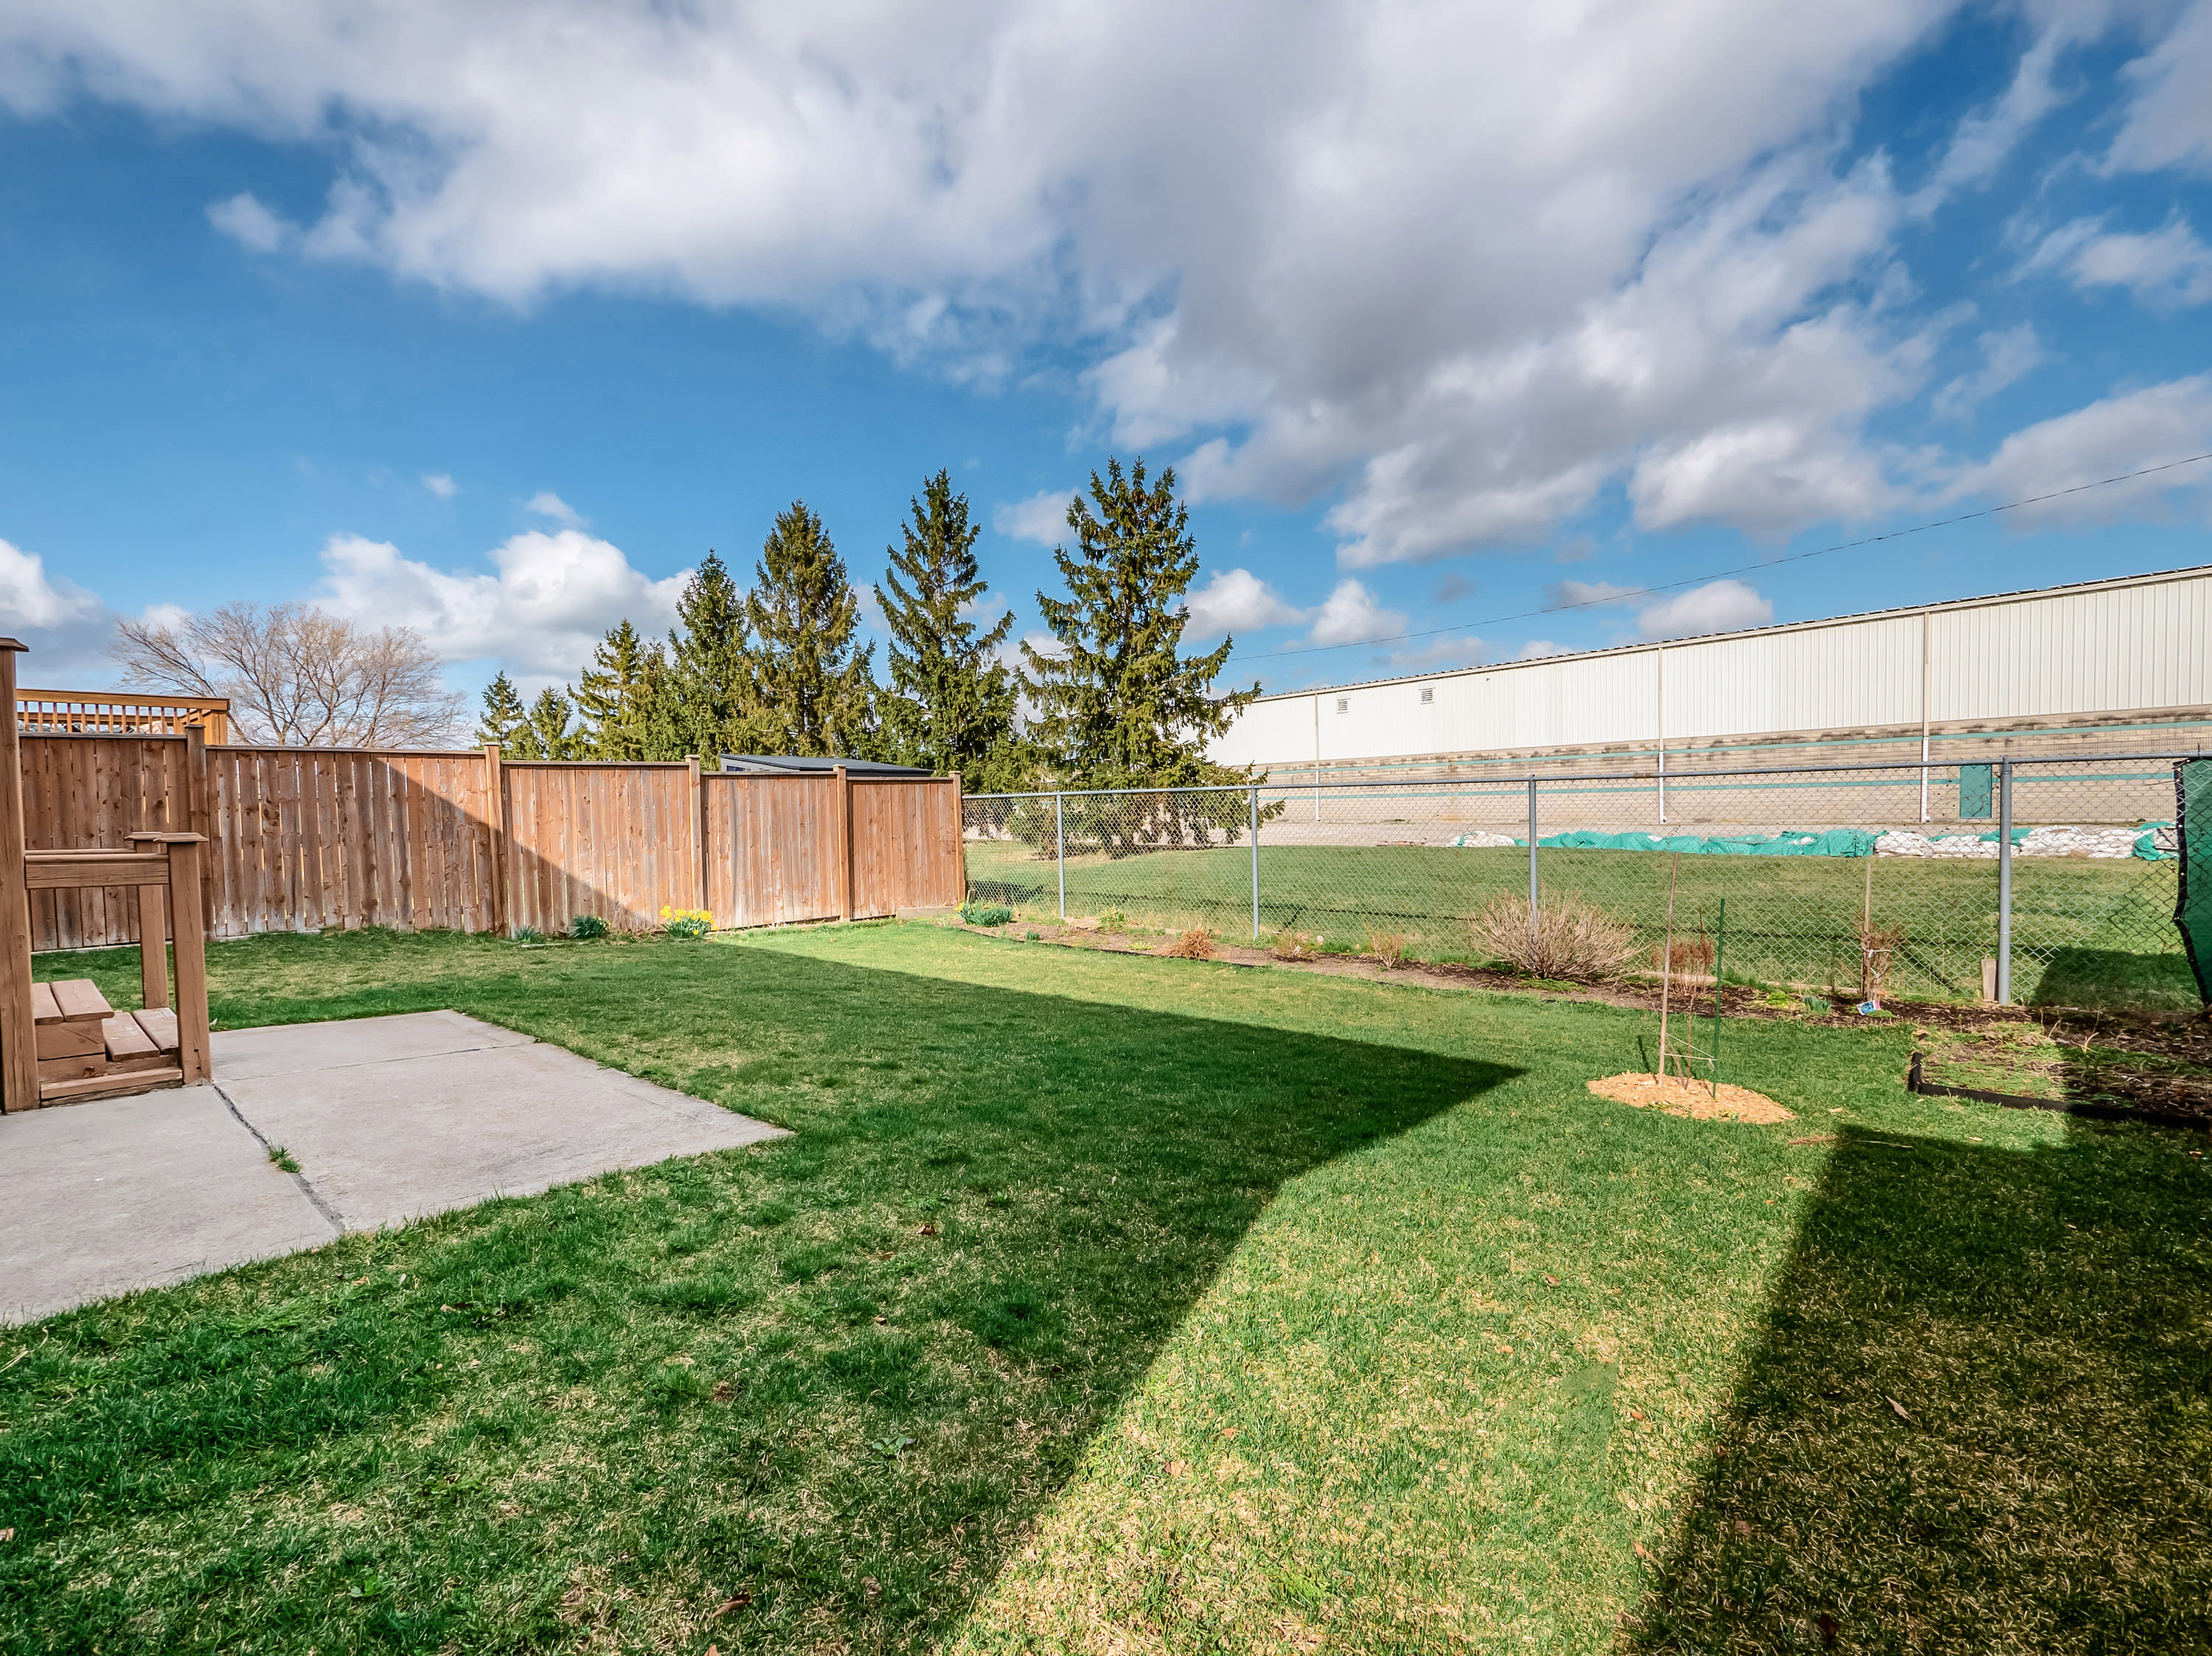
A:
[1221,450,2212,667]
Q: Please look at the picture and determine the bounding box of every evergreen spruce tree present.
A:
[875,470,1025,787]
[667,552,759,758]
[574,619,658,760]
[1018,458,1260,789]
[627,648,690,762]
[747,501,877,757]
[475,670,529,754]
[509,686,585,760]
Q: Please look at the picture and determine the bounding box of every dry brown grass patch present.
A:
[1163,928,1217,960]
[1586,1071,1793,1124]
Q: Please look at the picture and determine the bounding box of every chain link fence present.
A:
[961,753,2197,1013]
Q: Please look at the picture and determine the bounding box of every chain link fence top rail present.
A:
[961,753,2196,1014]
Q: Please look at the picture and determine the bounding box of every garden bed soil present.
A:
[938,916,2212,1123]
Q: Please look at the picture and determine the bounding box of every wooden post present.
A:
[686,754,708,916]
[0,639,37,1113]
[835,765,853,922]
[950,771,966,903]
[138,882,169,1010]
[482,743,508,935]
[185,724,214,932]
[163,838,212,1083]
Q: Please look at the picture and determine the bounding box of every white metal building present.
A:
[1208,564,2212,774]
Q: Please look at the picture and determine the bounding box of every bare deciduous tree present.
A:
[112,602,465,748]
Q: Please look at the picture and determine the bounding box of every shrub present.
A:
[660,905,713,939]
[1365,925,1408,970]
[1652,938,1715,977]
[512,925,546,943]
[1854,916,1907,1004]
[569,914,609,940]
[1468,892,1637,981]
[1271,928,1318,961]
[1164,927,1216,960]
[960,901,1014,928]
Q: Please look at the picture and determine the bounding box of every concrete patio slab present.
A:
[0,1083,333,1325]
[218,1016,787,1231]
[2,1010,786,1324]
[212,1006,535,1082]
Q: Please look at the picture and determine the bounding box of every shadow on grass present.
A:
[1627,1115,2212,1654]
[0,945,1514,1654]
[2024,944,2202,1015]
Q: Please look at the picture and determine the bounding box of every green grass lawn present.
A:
[4,925,2208,1653]
[964,837,2197,1011]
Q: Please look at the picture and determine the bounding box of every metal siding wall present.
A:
[1666,616,1921,740]
[1211,570,2212,765]
[1929,577,2211,724]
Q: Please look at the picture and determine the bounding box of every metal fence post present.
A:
[1250,785,1260,940]
[1055,792,1066,922]
[1996,759,2014,1003]
[1527,776,1540,947]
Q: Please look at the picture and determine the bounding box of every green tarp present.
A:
[1960,763,1994,818]
[1533,828,1879,858]
[2177,759,2212,1008]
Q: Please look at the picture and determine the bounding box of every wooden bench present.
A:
[2,832,212,1110]
[32,978,184,1102]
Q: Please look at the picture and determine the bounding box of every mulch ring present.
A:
[1586,1071,1795,1124]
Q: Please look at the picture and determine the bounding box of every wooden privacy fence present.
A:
[22,734,964,950]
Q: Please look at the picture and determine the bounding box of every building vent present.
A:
[1419,686,1434,704]
[1335,697,1349,714]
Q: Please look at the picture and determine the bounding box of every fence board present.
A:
[22,737,962,947]
[849,778,965,916]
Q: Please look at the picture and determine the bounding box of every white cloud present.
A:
[1306,580,1407,649]
[2024,216,2212,311]
[0,535,116,680]
[422,471,459,499]
[1632,579,1774,640]
[2107,0,2212,177]
[1545,580,1645,610]
[12,1,2208,563]
[206,190,288,252]
[1543,574,1773,640]
[1933,324,2048,422]
[992,490,1074,546]
[524,490,584,527]
[1184,568,1306,638]
[1947,375,2212,529]
[313,529,687,682]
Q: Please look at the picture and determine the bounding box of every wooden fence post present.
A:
[185,724,214,931]
[949,772,966,904]
[686,755,707,916]
[0,639,36,1113]
[835,765,853,922]
[482,743,507,935]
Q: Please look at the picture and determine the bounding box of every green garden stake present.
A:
[1710,897,1726,1099]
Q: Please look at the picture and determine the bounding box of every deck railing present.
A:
[15,688,230,745]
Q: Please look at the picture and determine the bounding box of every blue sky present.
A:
[1,1,2210,709]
